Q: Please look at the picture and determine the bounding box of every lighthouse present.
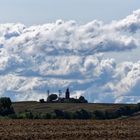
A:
[65,88,70,99]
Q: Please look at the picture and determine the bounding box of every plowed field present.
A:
[0,119,139,140]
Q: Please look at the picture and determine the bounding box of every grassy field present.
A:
[0,119,140,140]
[12,101,136,114]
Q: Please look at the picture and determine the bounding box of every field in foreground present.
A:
[0,119,140,140]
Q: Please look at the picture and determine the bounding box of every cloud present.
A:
[1,19,138,57]
[0,10,140,103]
[112,9,140,33]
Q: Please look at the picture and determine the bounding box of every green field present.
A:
[12,101,137,114]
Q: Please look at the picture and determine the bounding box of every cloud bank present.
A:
[0,10,140,103]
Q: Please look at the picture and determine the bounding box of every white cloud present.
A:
[0,10,140,103]
[112,9,140,33]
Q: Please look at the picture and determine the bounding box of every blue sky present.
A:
[0,0,140,25]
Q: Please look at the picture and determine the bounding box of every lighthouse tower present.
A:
[65,88,70,99]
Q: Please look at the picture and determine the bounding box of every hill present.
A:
[12,101,137,114]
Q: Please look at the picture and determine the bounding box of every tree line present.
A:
[10,104,140,119]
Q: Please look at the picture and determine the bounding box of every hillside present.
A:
[12,101,137,114]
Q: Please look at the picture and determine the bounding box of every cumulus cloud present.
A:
[0,10,140,102]
[112,9,140,33]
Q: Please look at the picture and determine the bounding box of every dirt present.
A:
[0,119,139,140]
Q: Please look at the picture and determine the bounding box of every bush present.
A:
[79,109,91,119]
[54,109,64,119]
[78,96,88,103]
[39,99,45,103]
[39,113,52,119]
[17,112,33,119]
[63,111,73,119]
[45,113,52,119]
[73,109,91,119]
[47,94,58,102]
[0,107,15,116]
[8,114,18,119]
[105,110,117,119]
[93,110,106,119]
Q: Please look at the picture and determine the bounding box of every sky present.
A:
[0,0,140,25]
[0,1,140,103]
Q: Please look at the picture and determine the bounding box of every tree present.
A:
[78,96,88,103]
[0,97,12,109]
[0,97,15,116]
[39,99,45,103]
[47,94,58,102]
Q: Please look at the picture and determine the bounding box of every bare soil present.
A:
[0,119,140,140]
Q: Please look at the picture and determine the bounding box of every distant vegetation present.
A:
[10,104,140,120]
[1,95,140,120]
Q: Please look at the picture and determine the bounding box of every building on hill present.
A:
[44,88,88,103]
